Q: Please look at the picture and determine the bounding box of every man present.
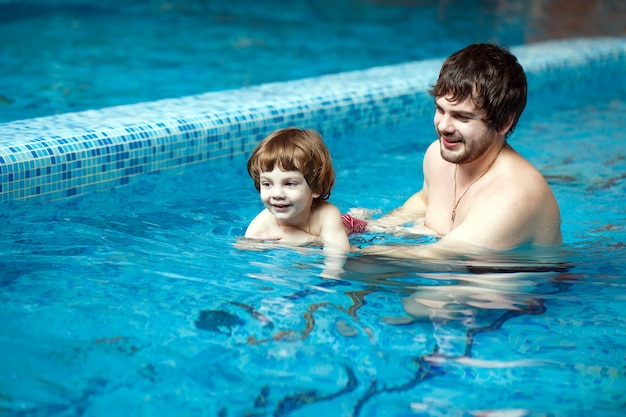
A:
[360,43,562,258]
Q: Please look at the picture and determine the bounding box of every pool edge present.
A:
[1,37,625,202]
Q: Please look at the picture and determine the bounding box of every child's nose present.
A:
[271,185,285,198]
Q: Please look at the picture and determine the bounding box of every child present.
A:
[245,127,366,254]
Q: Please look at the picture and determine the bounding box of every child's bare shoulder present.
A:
[245,209,276,237]
[311,202,344,231]
[314,201,342,216]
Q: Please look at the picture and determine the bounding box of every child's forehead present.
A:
[260,166,305,178]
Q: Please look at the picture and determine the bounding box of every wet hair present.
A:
[247,127,336,206]
[429,43,527,138]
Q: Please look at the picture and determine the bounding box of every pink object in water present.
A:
[341,214,368,235]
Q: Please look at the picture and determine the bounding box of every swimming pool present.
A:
[1,1,626,416]
[1,37,625,415]
[2,0,625,123]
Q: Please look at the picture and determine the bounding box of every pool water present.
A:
[2,0,625,123]
[1,73,624,415]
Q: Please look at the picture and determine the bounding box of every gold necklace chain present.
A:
[451,142,507,224]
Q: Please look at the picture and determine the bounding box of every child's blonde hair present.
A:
[247,127,336,206]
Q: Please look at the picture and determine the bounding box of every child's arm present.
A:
[318,204,351,252]
[233,210,277,251]
[317,204,351,279]
[244,209,283,241]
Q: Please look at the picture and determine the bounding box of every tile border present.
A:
[1,37,624,202]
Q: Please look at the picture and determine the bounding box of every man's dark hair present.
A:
[429,43,527,138]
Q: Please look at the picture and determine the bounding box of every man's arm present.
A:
[365,191,428,232]
[364,141,437,232]
[361,177,560,259]
[361,193,528,259]
[358,235,471,260]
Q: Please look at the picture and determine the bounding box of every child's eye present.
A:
[261,181,271,187]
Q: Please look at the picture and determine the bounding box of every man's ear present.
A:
[498,115,515,136]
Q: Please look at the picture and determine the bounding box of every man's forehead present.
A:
[436,94,482,112]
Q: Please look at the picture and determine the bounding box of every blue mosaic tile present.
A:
[0,37,624,202]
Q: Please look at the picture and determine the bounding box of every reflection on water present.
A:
[242,241,577,347]
[339,246,575,358]
[206,243,602,415]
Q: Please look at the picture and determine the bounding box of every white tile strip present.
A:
[0,37,624,201]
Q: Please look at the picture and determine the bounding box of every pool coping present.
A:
[1,37,625,202]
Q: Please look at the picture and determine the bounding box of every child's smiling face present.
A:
[259,166,320,227]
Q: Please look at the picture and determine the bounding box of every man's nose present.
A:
[437,114,454,133]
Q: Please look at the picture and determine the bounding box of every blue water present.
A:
[1,71,625,416]
[1,0,626,415]
[2,0,625,123]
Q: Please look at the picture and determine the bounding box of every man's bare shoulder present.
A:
[496,150,554,198]
[423,140,442,163]
[423,140,449,178]
[480,152,562,245]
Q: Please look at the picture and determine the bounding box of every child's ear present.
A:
[312,192,321,199]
